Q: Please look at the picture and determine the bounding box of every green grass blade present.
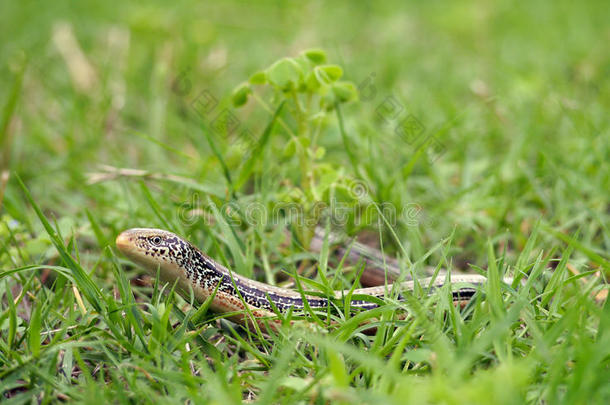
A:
[16,175,105,312]
[235,100,285,190]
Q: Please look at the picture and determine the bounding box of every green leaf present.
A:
[305,71,320,92]
[303,48,327,65]
[298,135,310,149]
[327,350,349,387]
[266,58,302,90]
[313,64,343,85]
[231,82,251,107]
[319,91,337,111]
[486,240,505,319]
[6,288,17,352]
[249,70,267,85]
[331,81,358,103]
[29,300,41,357]
[314,146,326,159]
[293,54,314,76]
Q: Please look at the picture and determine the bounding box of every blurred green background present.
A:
[1,0,609,403]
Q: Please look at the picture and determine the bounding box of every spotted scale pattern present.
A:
[119,228,483,316]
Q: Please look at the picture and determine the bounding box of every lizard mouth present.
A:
[115,229,148,264]
[115,231,132,252]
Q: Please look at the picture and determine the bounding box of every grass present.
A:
[1,0,609,403]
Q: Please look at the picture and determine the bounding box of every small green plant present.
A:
[232,49,359,244]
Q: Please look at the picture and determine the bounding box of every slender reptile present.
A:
[116,228,505,329]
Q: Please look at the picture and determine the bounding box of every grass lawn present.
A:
[1,0,609,403]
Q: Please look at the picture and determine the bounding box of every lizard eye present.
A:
[151,236,162,245]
